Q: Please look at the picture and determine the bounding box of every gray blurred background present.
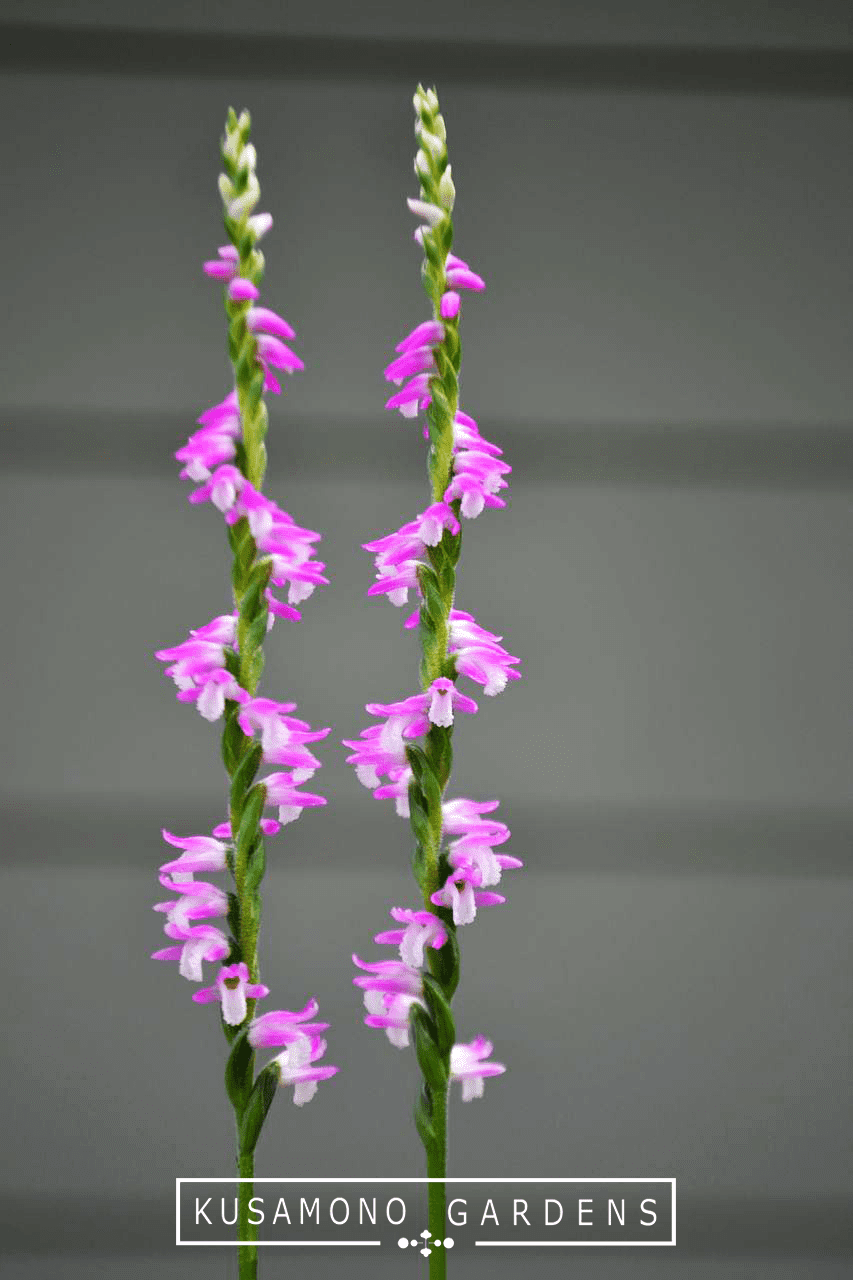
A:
[1,1,852,1277]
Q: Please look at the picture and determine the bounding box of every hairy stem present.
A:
[238,1150,258,1279]
[427,1085,448,1280]
[404,87,466,1273]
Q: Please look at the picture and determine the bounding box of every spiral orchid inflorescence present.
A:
[151,109,337,1279]
[346,85,520,1272]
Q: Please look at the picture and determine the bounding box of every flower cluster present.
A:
[152,108,335,1108]
[153,831,337,1103]
[347,86,516,1105]
[156,618,328,824]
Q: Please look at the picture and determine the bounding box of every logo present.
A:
[177,1178,676,1249]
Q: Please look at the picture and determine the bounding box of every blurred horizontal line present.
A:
[4,798,853,875]
[1,23,852,95]
[1,1193,850,1256]
[4,409,853,489]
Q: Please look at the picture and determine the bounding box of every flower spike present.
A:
[151,108,336,1270]
[346,85,519,1259]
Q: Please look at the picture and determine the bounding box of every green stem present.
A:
[427,1086,448,1280]
[238,1150,258,1280]
[405,85,465,1280]
[216,109,279,1277]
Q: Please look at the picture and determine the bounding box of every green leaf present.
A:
[411,1006,448,1092]
[245,613,268,654]
[425,726,453,790]
[408,791,432,851]
[230,744,263,812]
[236,785,266,853]
[411,840,428,892]
[225,1031,253,1112]
[414,1086,436,1147]
[244,838,266,894]
[405,744,427,785]
[221,705,244,774]
[430,926,461,1000]
[422,974,456,1055]
[226,896,241,945]
[242,561,272,617]
[239,1064,279,1154]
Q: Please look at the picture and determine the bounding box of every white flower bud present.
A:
[407,197,446,227]
[418,129,444,161]
[238,143,257,173]
[438,165,455,211]
[228,172,260,220]
[218,173,235,203]
[425,88,439,112]
[414,149,430,176]
[433,113,447,142]
[222,131,241,163]
[247,212,273,241]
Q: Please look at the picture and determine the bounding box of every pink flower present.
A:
[190,613,238,645]
[385,372,432,418]
[265,589,303,623]
[154,877,229,929]
[372,764,414,816]
[416,502,459,546]
[156,637,229,690]
[448,610,521,696]
[192,961,269,1025]
[343,713,414,790]
[260,771,327,825]
[213,816,282,840]
[452,411,503,457]
[188,463,245,513]
[159,828,230,876]
[374,908,448,967]
[447,827,521,887]
[384,346,436,385]
[444,450,511,520]
[177,667,247,722]
[176,403,241,482]
[274,1035,339,1106]
[442,797,509,845]
[353,955,425,1049]
[152,922,230,982]
[427,676,478,727]
[203,246,238,281]
[367,560,424,607]
[450,1036,506,1101]
[238,698,329,775]
[395,320,445,352]
[430,866,505,926]
[228,278,259,302]
[445,252,485,293]
[248,998,329,1048]
[440,291,460,319]
[246,306,296,341]
[256,333,304,375]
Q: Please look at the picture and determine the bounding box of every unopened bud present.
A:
[418,129,444,161]
[238,143,257,173]
[438,165,455,210]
